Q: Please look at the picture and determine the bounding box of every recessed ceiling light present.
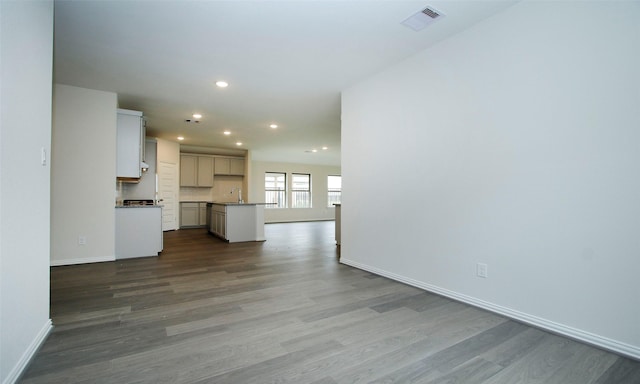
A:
[236,142,243,146]
[216,81,228,88]
[270,124,278,129]
[312,149,318,153]
[193,113,202,119]
[223,130,231,135]
[322,146,328,150]
[177,136,184,141]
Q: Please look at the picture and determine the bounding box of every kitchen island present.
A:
[334,203,341,246]
[207,202,266,243]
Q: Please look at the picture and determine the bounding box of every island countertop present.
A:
[207,202,273,206]
[206,202,267,243]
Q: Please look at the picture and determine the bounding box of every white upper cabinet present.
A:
[229,158,245,175]
[180,154,214,187]
[116,109,145,178]
[214,157,245,175]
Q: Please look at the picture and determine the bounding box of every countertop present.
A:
[116,205,163,209]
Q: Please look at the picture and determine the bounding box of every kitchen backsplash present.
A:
[180,187,214,202]
[180,176,243,202]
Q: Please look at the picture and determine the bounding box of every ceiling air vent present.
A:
[401,6,445,31]
[422,7,441,19]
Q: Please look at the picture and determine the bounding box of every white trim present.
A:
[50,255,115,266]
[265,219,335,224]
[340,258,640,361]
[3,319,52,384]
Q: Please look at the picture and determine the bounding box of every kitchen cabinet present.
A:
[214,157,245,176]
[180,202,199,227]
[115,206,163,259]
[180,155,197,186]
[116,109,145,178]
[199,203,207,226]
[180,202,208,228]
[208,204,227,239]
[180,154,214,187]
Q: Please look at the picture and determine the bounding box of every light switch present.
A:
[41,147,47,166]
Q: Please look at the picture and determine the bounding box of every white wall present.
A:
[342,1,640,359]
[157,137,181,165]
[0,2,53,383]
[51,84,117,265]
[250,161,341,223]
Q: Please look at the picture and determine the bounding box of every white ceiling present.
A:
[54,0,517,166]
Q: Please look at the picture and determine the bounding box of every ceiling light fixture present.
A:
[322,146,328,150]
[270,124,278,129]
[215,81,228,88]
[193,113,202,119]
[236,141,243,146]
[312,149,318,153]
[177,136,184,141]
[223,130,231,135]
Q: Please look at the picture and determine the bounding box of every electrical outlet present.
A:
[476,263,488,278]
[78,236,86,245]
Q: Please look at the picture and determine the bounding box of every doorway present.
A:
[158,161,178,231]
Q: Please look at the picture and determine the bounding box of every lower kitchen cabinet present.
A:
[208,203,227,238]
[199,203,207,226]
[115,206,163,259]
[180,202,208,228]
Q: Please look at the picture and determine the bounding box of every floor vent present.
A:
[402,6,445,31]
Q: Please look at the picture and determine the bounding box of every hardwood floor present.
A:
[22,221,640,383]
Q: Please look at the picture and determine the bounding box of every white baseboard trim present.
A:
[340,258,640,361]
[3,319,52,384]
[50,255,115,266]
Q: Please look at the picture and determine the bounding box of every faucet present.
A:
[231,187,243,203]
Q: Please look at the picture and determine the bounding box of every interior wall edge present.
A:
[3,320,52,384]
[340,258,640,362]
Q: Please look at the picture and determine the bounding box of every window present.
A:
[265,172,286,208]
[327,175,341,206]
[291,173,311,208]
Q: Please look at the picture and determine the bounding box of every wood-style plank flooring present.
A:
[22,221,640,383]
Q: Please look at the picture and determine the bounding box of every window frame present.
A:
[291,173,311,209]
[264,172,287,208]
[327,175,342,207]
